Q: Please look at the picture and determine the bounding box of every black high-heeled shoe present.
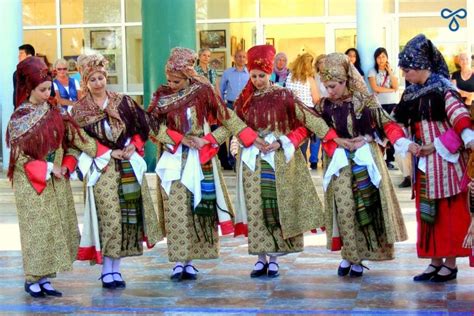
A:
[39,281,62,297]
[170,265,184,281]
[250,261,268,278]
[182,265,198,280]
[267,262,280,278]
[24,282,45,298]
[413,264,442,282]
[99,273,116,289]
[431,265,457,283]
[112,272,126,288]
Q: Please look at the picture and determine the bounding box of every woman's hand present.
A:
[265,141,281,153]
[111,149,124,160]
[188,136,210,150]
[122,143,136,160]
[254,137,269,153]
[417,143,435,157]
[334,137,353,151]
[52,165,63,179]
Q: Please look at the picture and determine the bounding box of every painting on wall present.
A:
[102,53,116,73]
[265,38,275,46]
[200,30,226,49]
[90,30,117,50]
[209,51,226,72]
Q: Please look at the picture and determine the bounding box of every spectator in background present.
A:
[13,44,35,108]
[286,53,321,169]
[451,52,474,118]
[68,59,81,83]
[368,47,399,172]
[53,58,82,113]
[345,48,365,77]
[270,52,289,86]
[195,48,219,92]
[314,54,328,97]
[219,49,249,169]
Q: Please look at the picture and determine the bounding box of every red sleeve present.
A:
[384,121,406,144]
[24,160,48,194]
[237,127,257,148]
[131,134,146,156]
[167,129,184,154]
[96,141,110,157]
[200,133,219,164]
[321,128,338,158]
[286,126,309,147]
[61,155,77,175]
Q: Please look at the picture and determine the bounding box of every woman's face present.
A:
[250,69,270,90]
[87,72,107,94]
[55,63,68,78]
[166,74,189,93]
[401,67,428,85]
[276,57,286,70]
[324,80,347,100]
[376,52,388,68]
[30,81,52,104]
[317,58,326,73]
[347,51,357,64]
[459,53,471,70]
[199,50,211,66]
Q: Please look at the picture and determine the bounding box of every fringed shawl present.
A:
[6,101,64,179]
[72,92,149,149]
[147,79,230,134]
[234,85,303,133]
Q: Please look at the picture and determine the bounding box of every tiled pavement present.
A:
[0,170,473,315]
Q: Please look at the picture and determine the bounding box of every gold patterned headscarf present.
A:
[81,54,108,92]
[320,52,378,113]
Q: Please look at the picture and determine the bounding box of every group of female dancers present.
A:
[8,33,473,298]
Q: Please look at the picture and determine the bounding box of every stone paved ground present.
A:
[0,170,473,315]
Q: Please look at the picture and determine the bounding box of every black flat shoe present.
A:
[24,282,45,298]
[250,261,268,278]
[349,264,369,278]
[398,176,411,188]
[182,265,198,280]
[431,265,457,283]
[99,273,116,289]
[39,281,62,297]
[267,262,280,278]
[337,264,351,276]
[170,265,184,281]
[112,272,126,288]
[413,264,442,282]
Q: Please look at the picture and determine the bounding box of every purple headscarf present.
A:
[273,52,289,83]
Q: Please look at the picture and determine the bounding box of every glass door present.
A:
[325,23,357,54]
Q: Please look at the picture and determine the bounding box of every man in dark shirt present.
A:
[13,44,35,108]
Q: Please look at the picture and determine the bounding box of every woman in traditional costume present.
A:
[317,52,409,277]
[7,57,99,297]
[395,34,474,282]
[232,45,339,278]
[71,54,161,289]
[148,47,261,281]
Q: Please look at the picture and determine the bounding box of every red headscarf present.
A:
[235,45,276,116]
[15,57,52,108]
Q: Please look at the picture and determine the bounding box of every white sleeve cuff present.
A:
[46,162,54,181]
[433,137,459,163]
[461,128,474,146]
[393,137,412,158]
[279,135,295,163]
[95,149,112,170]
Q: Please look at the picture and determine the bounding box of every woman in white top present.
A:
[286,53,321,169]
[53,58,82,113]
[368,47,399,171]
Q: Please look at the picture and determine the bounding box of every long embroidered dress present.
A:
[148,79,256,262]
[316,97,408,264]
[72,92,162,260]
[233,85,337,255]
[7,101,97,282]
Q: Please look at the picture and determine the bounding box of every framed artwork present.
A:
[200,30,226,49]
[209,51,226,72]
[230,36,238,56]
[240,38,245,51]
[265,38,275,46]
[90,30,117,50]
[102,53,116,72]
[107,75,118,84]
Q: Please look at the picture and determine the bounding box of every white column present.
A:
[0,1,22,171]
[356,0,383,82]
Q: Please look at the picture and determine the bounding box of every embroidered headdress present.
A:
[15,57,52,107]
[247,44,275,74]
[81,54,108,92]
[165,47,198,79]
